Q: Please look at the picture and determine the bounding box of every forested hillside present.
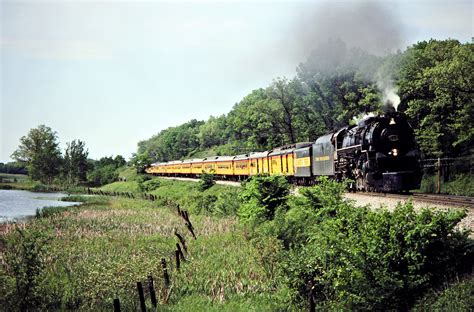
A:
[135,39,473,163]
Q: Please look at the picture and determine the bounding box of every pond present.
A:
[0,190,81,222]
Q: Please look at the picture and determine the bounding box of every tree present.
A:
[11,125,62,183]
[198,115,228,149]
[86,155,126,186]
[130,152,152,173]
[137,119,203,161]
[398,39,474,157]
[227,89,284,150]
[62,140,89,185]
[266,78,300,144]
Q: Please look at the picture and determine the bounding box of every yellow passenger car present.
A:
[190,159,205,175]
[214,156,234,176]
[181,159,193,175]
[269,149,283,175]
[249,151,270,175]
[202,157,218,174]
[233,154,249,176]
[167,160,182,174]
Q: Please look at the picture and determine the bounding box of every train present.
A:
[146,111,422,192]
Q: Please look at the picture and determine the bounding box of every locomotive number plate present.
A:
[388,135,399,141]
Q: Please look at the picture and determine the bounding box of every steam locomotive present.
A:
[313,111,422,192]
[146,111,421,192]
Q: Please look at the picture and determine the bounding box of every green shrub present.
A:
[36,205,75,218]
[138,177,161,192]
[189,194,218,214]
[198,173,215,191]
[238,175,290,226]
[283,201,473,310]
[3,228,52,310]
[213,190,242,216]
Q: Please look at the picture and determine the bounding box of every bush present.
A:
[198,173,215,191]
[36,206,75,218]
[3,228,52,310]
[213,190,242,216]
[238,175,290,226]
[138,177,160,192]
[283,200,473,310]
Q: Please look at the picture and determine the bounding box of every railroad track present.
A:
[360,192,474,209]
[411,193,474,208]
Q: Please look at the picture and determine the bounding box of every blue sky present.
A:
[1,0,472,162]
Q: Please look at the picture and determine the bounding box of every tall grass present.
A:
[0,195,281,310]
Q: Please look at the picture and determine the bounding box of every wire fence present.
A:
[419,155,473,195]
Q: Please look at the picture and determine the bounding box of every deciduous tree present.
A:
[11,125,62,183]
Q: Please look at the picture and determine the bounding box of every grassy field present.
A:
[0,173,30,190]
[0,173,28,182]
[0,195,284,311]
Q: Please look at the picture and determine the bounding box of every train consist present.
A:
[146,112,422,192]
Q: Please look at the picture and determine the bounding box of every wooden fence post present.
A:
[113,298,121,312]
[137,282,146,312]
[308,281,315,312]
[175,249,181,270]
[148,275,157,308]
[161,258,170,288]
[437,157,441,194]
[176,243,185,261]
[174,231,188,253]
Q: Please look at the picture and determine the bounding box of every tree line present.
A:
[134,39,473,164]
[11,125,126,186]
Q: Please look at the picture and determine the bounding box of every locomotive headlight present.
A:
[391,148,398,156]
[389,118,396,125]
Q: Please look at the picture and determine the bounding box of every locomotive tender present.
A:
[146,112,421,192]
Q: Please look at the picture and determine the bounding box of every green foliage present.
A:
[238,175,290,225]
[130,152,152,173]
[62,139,90,185]
[298,176,347,217]
[11,125,62,184]
[2,228,52,310]
[138,177,161,192]
[35,205,77,218]
[86,156,126,186]
[399,39,473,157]
[137,119,204,162]
[198,173,215,191]
[276,189,473,310]
[0,195,282,310]
[420,174,474,196]
[0,162,27,175]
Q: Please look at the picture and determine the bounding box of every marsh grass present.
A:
[1,195,280,310]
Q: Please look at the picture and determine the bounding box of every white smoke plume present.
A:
[381,85,401,111]
[285,1,405,111]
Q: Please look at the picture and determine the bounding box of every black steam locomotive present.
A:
[298,111,421,192]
